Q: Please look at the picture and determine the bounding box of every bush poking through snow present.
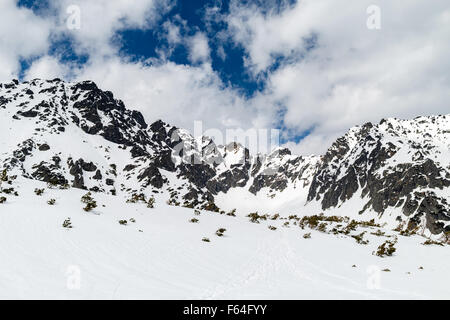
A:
[118,220,127,225]
[126,193,146,204]
[62,218,72,229]
[194,209,201,216]
[227,209,237,217]
[375,239,397,257]
[443,231,450,244]
[202,237,210,242]
[352,232,369,245]
[422,239,444,246]
[0,196,6,204]
[0,169,8,183]
[247,212,268,223]
[1,187,17,196]
[371,229,386,237]
[129,218,136,223]
[189,218,199,223]
[317,222,328,233]
[34,188,45,196]
[303,233,311,239]
[268,225,277,231]
[216,228,226,237]
[47,199,56,205]
[81,192,97,212]
[147,196,155,208]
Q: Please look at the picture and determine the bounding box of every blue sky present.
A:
[16,0,307,144]
[3,0,449,154]
[17,0,284,96]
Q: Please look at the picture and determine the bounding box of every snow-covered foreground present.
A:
[1,180,449,300]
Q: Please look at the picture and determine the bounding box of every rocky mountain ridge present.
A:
[1,78,449,235]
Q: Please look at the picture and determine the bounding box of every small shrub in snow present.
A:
[194,209,201,216]
[62,218,72,229]
[351,232,369,245]
[443,231,450,244]
[226,209,236,217]
[47,199,56,205]
[398,221,420,237]
[147,196,155,208]
[202,237,210,242]
[268,225,277,231]
[183,202,195,209]
[59,183,70,190]
[382,269,391,272]
[129,218,136,223]
[342,220,359,234]
[393,222,404,233]
[422,239,444,246]
[0,169,8,182]
[34,188,45,196]
[270,213,280,220]
[216,228,226,237]
[81,192,97,212]
[247,212,268,223]
[375,239,397,257]
[303,233,311,239]
[359,219,381,228]
[127,193,146,204]
[201,201,220,213]
[189,218,199,223]
[1,188,16,195]
[317,222,328,233]
[118,220,127,225]
[0,196,6,204]
[371,229,386,237]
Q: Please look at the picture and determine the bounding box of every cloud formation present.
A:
[0,0,52,81]
[2,0,449,156]
[226,0,450,154]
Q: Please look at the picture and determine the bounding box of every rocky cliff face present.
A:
[308,117,450,234]
[1,79,449,234]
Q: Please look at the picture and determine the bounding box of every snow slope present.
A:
[1,178,449,299]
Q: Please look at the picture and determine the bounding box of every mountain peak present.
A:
[1,79,449,235]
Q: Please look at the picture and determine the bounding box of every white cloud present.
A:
[7,0,450,157]
[17,1,277,152]
[73,57,274,135]
[0,0,52,81]
[187,32,211,64]
[225,0,450,154]
[50,0,173,57]
[24,56,72,81]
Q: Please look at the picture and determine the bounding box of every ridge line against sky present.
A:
[1,0,449,155]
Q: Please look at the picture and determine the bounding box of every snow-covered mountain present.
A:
[1,78,449,236]
[1,78,450,299]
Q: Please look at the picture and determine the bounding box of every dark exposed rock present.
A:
[31,161,68,185]
[93,170,102,180]
[38,144,50,151]
[68,159,84,189]
[137,164,166,189]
